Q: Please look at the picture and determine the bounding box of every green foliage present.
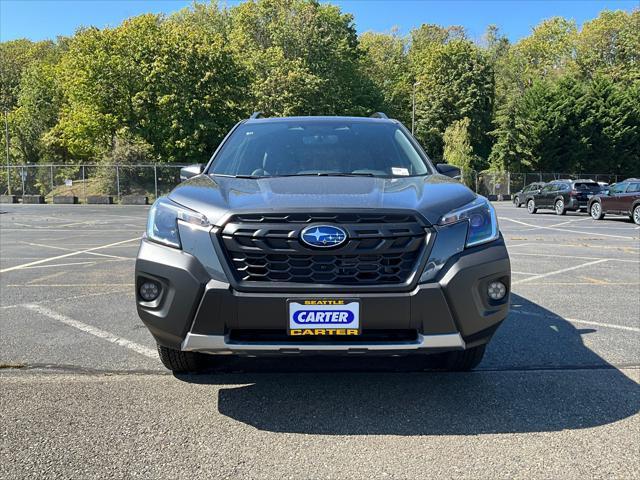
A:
[0,1,638,179]
[512,17,578,82]
[48,12,245,163]
[490,74,639,176]
[575,10,640,83]
[12,61,63,164]
[229,0,380,116]
[97,133,156,195]
[412,39,494,163]
[0,39,58,112]
[443,117,477,187]
[359,30,411,123]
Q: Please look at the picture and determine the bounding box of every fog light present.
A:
[139,281,160,301]
[487,281,507,301]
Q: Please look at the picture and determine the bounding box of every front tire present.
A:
[513,196,521,207]
[527,199,537,214]
[554,199,566,215]
[157,344,207,373]
[590,201,604,220]
[633,205,640,225]
[441,345,486,371]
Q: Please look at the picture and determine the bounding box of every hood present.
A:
[168,174,476,226]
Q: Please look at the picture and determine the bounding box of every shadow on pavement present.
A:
[175,294,640,435]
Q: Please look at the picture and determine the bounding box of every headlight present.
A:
[146,197,209,248]
[439,196,499,247]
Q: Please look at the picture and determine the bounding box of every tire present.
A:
[513,196,521,208]
[633,205,640,225]
[590,201,604,220]
[157,344,207,373]
[554,199,566,215]
[441,345,487,372]
[527,199,537,214]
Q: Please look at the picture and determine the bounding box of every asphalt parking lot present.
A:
[1,203,639,479]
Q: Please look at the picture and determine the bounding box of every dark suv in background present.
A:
[526,179,601,215]
[513,182,545,208]
[588,179,640,224]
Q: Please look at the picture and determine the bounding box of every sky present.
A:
[1,0,637,43]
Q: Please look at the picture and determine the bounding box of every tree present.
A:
[0,39,58,113]
[12,61,63,164]
[228,0,380,116]
[48,13,246,163]
[512,17,577,82]
[575,10,640,83]
[443,117,477,186]
[412,39,494,162]
[359,30,411,123]
[409,23,466,64]
[575,75,639,176]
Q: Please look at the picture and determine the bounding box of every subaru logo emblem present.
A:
[300,225,348,248]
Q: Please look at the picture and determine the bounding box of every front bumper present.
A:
[136,222,510,356]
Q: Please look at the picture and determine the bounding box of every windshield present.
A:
[208,120,432,178]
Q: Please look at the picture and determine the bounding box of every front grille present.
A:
[219,212,428,286]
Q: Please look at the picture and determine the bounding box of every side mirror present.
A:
[180,164,204,182]
[435,163,461,179]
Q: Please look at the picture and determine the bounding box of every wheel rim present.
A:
[592,203,600,218]
[634,207,640,224]
[528,200,534,212]
[556,200,564,213]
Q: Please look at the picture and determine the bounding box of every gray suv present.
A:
[136,114,511,372]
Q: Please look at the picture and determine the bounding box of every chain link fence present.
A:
[0,164,186,203]
[460,170,625,198]
[0,164,631,203]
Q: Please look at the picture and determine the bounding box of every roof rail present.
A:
[370,112,389,119]
[249,111,263,119]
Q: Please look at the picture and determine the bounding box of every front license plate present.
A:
[288,299,360,336]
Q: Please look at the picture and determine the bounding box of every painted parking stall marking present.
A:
[23,303,158,359]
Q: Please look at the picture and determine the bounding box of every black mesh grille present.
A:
[219,212,428,286]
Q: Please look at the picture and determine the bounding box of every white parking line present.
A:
[20,241,128,260]
[547,217,594,228]
[1,289,132,310]
[518,242,639,251]
[0,237,140,273]
[500,217,638,240]
[509,252,639,264]
[512,259,609,285]
[23,304,157,359]
[10,261,97,270]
